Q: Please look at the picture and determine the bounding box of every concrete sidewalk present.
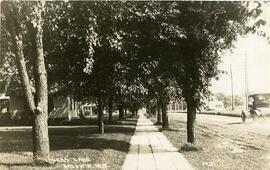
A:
[122,114,193,170]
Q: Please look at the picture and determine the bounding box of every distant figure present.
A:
[248,96,254,109]
[248,96,256,116]
[241,110,246,123]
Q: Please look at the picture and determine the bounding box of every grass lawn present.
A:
[150,115,270,170]
[0,116,138,170]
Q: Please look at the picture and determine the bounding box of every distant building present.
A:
[6,92,80,120]
[0,81,10,113]
[80,103,97,116]
[168,100,186,112]
[0,95,9,113]
[48,94,79,120]
[204,97,224,111]
[5,79,80,120]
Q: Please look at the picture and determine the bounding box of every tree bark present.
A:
[146,104,150,116]
[32,110,49,162]
[150,105,156,117]
[161,101,169,130]
[132,110,136,117]
[108,96,113,124]
[3,2,50,163]
[186,99,196,144]
[118,105,124,120]
[156,102,162,125]
[30,1,50,160]
[131,105,136,117]
[97,95,104,134]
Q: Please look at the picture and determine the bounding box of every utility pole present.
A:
[230,64,234,110]
[244,53,249,110]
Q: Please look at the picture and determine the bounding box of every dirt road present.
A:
[164,113,270,170]
[169,113,270,136]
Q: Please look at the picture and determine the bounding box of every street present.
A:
[169,112,270,136]
[169,112,270,154]
[163,112,270,169]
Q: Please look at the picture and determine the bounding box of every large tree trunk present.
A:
[3,1,50,163]
[31,1,50,161]
[161,101,169,130]
[32,110,49,162]
[108,96,113,124]
[156,102,162,125]
[186,100,196,144]
[97,95,104,134]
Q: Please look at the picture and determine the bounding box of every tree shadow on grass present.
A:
[0,126,134,153]
[49,126,133,152]
[49,115,138,126]
[106,116,138,125]
[49,126,135,136]
[227,122,244,125]
[50,136,130,152]
[162,128,180,132]
[0,131,32,152]
[110,120,137,126]
[0,163,33,166]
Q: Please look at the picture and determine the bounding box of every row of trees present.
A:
[215,93,244,109]
[1,1,264,164]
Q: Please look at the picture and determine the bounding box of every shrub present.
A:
[13,111,31,121]
[0,112,12,121]
[180,143,202,152]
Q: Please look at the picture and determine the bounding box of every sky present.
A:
[210,3,270,96]
[210,34,270,96]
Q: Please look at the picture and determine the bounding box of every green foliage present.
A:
[168,2,259,107]
[1,1,264,110]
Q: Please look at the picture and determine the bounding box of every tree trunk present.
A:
[186,100,196,144]
[2,4,36,115]
[108,96,113,124]
[132,111,135,117]
[161,101,169,130]
[156,102,162,125]
[118,105,124,120]
[124,108,127,116]
[132,106,136,117]
[146,105,150,116]
[32,110,49,162]
[97,96,104,134]
[31,1,50,161]
[3,2,50,163]
[150,105,156,117]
